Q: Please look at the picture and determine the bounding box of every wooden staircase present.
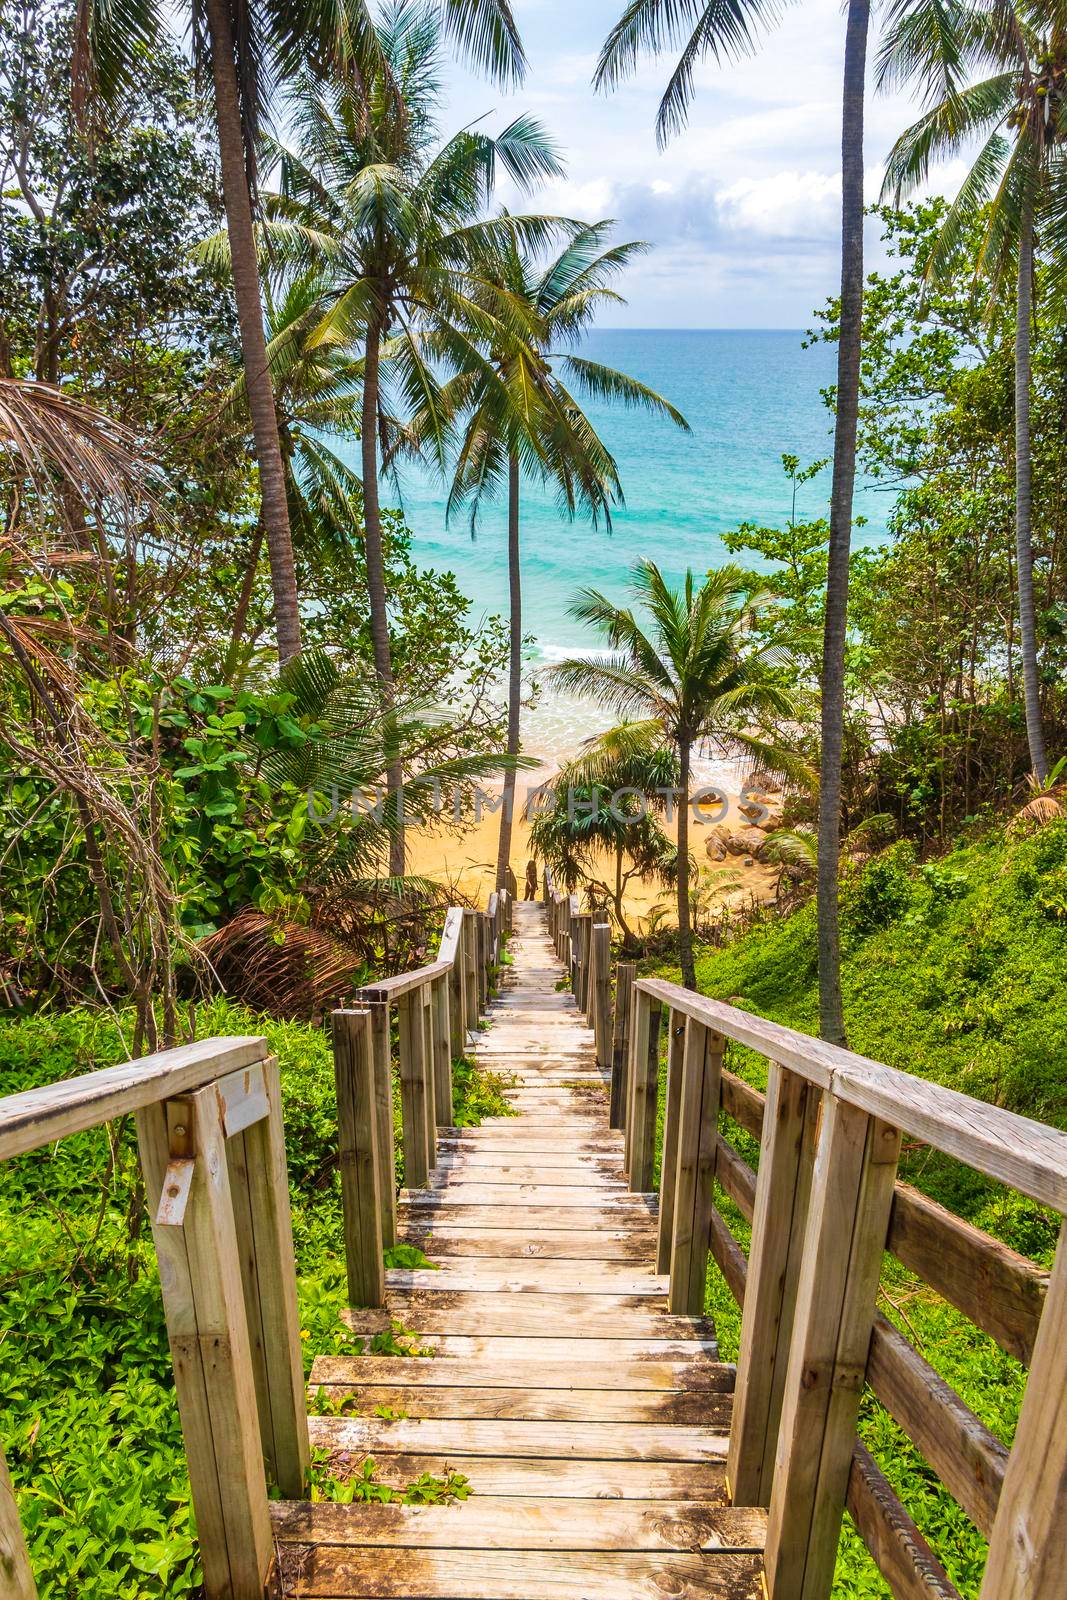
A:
[272,899,767,1598]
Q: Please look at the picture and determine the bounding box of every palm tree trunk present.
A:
[495,452,522,889]
[361,317,404,878]
[203,0,301,665]
[677,739,695,990]
[817,0,869,1048]
[1015,201,1047,784]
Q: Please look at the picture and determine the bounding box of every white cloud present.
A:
[714,170,840,239]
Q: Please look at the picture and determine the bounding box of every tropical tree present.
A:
[547,561,805,989]
[596,0,870,1043]
[528,723,679,947]
[427,220,689,889]
[76,0,527,665]
[274,5,563,872]
[881,0,1067,787]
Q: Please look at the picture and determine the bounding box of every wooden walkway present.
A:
[273,901,767,1598]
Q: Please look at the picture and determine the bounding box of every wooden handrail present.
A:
[635,976,1067,1210]
[0,1035,267,1162]
[543,876,1067,1600]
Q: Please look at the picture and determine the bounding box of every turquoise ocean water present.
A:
[382,328,889,657]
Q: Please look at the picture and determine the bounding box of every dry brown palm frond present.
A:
[199,909,371,1018]
[0,376,161,521]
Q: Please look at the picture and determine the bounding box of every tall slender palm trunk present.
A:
[817,0,869,1048]
[677,738,695,990]
[361,318,405,878]
[495,453,522,889]
[1015,202,1047,784]
[203,0,301,665]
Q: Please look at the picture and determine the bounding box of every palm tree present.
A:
[547,561,806,989]
[596,0,870,1041]
[881,0,1067,787]
[428,221,689,889]
[76,0,527,666]
[274,6,563,872]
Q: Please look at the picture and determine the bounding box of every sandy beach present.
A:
[406,732,782,925]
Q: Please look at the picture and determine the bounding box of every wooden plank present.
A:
[610,963,635,1129]
[357,959,451,1003]
[309,1357,731,1392]
[310,1384,732,1425]
[591,922,613,1069]
[224,1069,309,1499]
[430,975,453,1126]
[385,1261,667,1294]
[728,1065,818,1508]
[764,1101,902,1600]
[275,1546,765,1599]
[338,1329,719,1363]
[656,1009,689,1274]
[345,1291,715,1339]
[332,1011,385,1310]
[628,989,662,1194]
[368,1000,397,1251]
[136,1101,234,1595]
[397,988,431,1189]
[462,912,479,1040]
[0,1444,35,1600]
[400,1226,651,1259]
[0,1036,267,1160]
[427,1164,625,1187]
[443,907,467,1057]
[866,1313,1006,1538]
[399,1203,659,1231]
[301,1413,730,1461]
[721,1069,766,1141]
[888,1184,1047,1366]
[271,1497,765,1549]
[404,1185,646,1208]
[669,1022,723,1316]
[636,978,1067,1211]
[980,1221,1067,1600]
[306,1442,727,1503]
[846,1445,963,1600]
[213,1059,270,1138]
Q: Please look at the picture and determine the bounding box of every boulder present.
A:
[723,825,768,859]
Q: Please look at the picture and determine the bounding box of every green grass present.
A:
[649,819,1067,1596]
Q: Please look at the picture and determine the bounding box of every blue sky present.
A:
[441,0,965,328]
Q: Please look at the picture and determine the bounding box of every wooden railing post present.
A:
[763,1095,902,1600]
[463,912,479,1033]
[420,982,437,1168]
[332,1010,385,1309]
[367,1000,397,1248]
[656,1008,689,1273]
[979,1220,1067,1600]
[609,963,635,1130]
[728,1063,820,1507]
[397,988,432,1188]
[590,922,612,1070]
[431,974,453,1126]
[136,1086,275,1600]
[626,987,662,1193]
[225,1057,310,1497]
[440,906,466,1059]
[668,1021,724,1313]
[0,1444,35,1600]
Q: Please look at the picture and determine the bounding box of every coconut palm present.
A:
[76,0,527,665]
[881,0,1067,787]
[426,221,689,890]
[547,561,806,989]
[272,6,564,872]
[529,723,680,947]
[596,0,870,1044]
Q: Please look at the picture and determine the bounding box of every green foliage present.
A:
[307,1452,470,1506]
[450,1055,515,1125]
